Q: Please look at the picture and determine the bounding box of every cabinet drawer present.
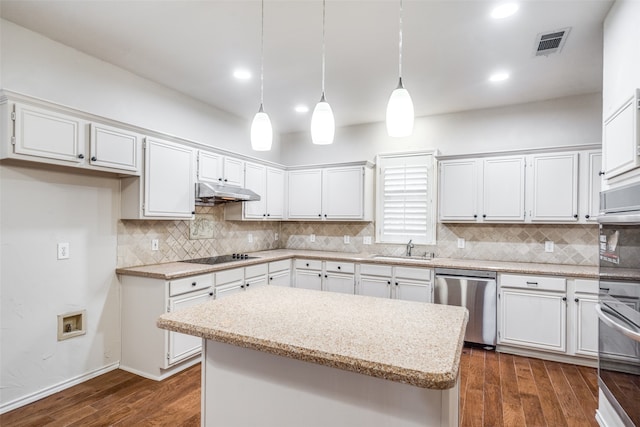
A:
[325,261,355,274]
[269,259,291,273]
[574,279,598,294]
[295,259,322,270]
[216,268,244,286]
[360,264,393,277]
[245,263,268,279]
[395,267,432,281]
[500,274,566,292]
[169,273,213,296]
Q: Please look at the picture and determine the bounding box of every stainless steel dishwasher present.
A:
[434,268,497,347]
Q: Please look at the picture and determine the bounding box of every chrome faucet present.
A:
[406,239,414,257]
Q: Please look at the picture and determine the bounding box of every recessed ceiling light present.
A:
[233,69,252,80]
[294,105,309,113]
[491,3,519,19]
[489,71,510,82]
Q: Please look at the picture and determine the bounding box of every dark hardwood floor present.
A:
[1,347,599,426]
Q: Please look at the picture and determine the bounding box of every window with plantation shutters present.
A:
[376,153,436,245]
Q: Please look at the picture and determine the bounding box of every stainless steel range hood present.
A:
[195,182,260,205]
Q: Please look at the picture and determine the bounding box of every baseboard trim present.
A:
[0,362,120,415]
[119,356,201,381]
[497,345,598,368]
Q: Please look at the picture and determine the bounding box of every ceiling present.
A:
[0,0,613,135]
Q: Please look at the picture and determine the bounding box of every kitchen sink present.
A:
[371,254,433,262]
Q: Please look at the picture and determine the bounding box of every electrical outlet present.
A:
[545,241,554,252]
[274,232,279,241]
[363,236,372,245]
[343,235,350,244]
[310,234,316,243]
[457,238,465,249]
[57,242,69,259]
[248,234,253,243]
[151,239,159,251]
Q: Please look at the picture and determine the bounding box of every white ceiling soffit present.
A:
[0,0,614,134]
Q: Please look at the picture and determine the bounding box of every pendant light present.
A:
[310,0,335,145]
[250,0,273,151]
[386,0,414,138]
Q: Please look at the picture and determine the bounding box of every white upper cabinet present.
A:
[287,164,373,221]
[225,162,285,220]
[439,156,525,222]
[438,160,477,221]
[12,103,85,163]
[2,99,141,175]
[483,157,526,221]
[198,150,244,187]
[579,150,603,222]
[602,90,640,182]
[89,123,141,173]
[121,137,195,220]
[287,169,323,219]
[528,152,579,222]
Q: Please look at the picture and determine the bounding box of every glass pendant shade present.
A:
[386,79,414,137]
[250,106,273,151]
[311,95,335,145]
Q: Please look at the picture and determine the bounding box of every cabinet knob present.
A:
[324,275,328,278]
[562,297,567,301]
[473,214,478,218]
[482,214,487,218]
[224,179,228,182]
[585,215,590,219]
[598,171,605,176]
[395,282,399,286]
[192,282,197,287]
[387,281,391,285]
[246,283,250,287]
[263,213,267,217]
[269,277,273,281]
[192,211,195,215]
[218,178,222,181]
[78,154,85,159]
[574,298,579,303]
[209,292,214,296]
[241,284,245,289]
[324,214,327,218]
[573,214,578,219]
[318,273,321,277]
[337,266,341,270]
[91,156,97,162]
[318,214,322,217]
[267,213,270,217]
[306,263,309,267]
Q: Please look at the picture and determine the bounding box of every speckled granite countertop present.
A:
[117,249,599,280]
[157,286,469,389]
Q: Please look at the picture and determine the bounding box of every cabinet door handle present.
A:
[574,298,579,303]
[209,292,214,296]
[263,213,266,217]
[526,281,538,287]
[598,171,605,176]
[246,283,250,287]
[562,297,567,301]
[318,273,321,277]
[585,215,590,219]
[318,214,322,217]
[91,156,97,162]
[395,282,399,286]
[240,284,245,289]
[267,213,271,217]
[269,277,273,281]
[224,178,228,182]
[387,281,391,285]
[573,214,578,219]
[473,214,478,218]
[324,214,327,218]
[218,178,223,181]
[78,154,85,159]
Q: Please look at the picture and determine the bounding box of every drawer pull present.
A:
[192,282,197,287]
[337,266,341,270]
[526,281,538,287]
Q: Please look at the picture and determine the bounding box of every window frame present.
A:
[375,151,437,245]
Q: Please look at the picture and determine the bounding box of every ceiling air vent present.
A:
[534,27,571,56]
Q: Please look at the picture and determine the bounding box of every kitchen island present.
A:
[157,286,468,427]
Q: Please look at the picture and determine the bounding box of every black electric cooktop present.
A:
[180,254,259,265]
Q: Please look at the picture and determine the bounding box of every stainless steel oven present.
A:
[596,183,640,427]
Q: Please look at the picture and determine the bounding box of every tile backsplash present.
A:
[118,205,599,267]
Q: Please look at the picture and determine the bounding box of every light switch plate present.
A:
[363,236,372,245]
[310,234,316,243]
[545,241,554,252]
[248,234,253,243]
[457,238,465,249]
[151,239,159,251]
[343,235,350,244]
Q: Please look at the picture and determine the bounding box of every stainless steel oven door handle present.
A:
[595,303,640,343]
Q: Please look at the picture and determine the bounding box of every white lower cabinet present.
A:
[294,259,323,291]
[120,273,213,380]
[357,264,432,303]
[571,279,599,358]
[268,259,292,287]
[215,265,267,298]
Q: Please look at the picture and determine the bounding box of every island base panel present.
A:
[202,340,459,427]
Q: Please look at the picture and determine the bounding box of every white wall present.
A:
[0,163,120,411]
[0,19,281,163]
[280,93,602,165]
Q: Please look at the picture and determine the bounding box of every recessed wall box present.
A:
[57,310,86,341]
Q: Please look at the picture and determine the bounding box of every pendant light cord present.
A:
[260,0,265,108]
[398,0,404,82]
[321,0,326,97]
